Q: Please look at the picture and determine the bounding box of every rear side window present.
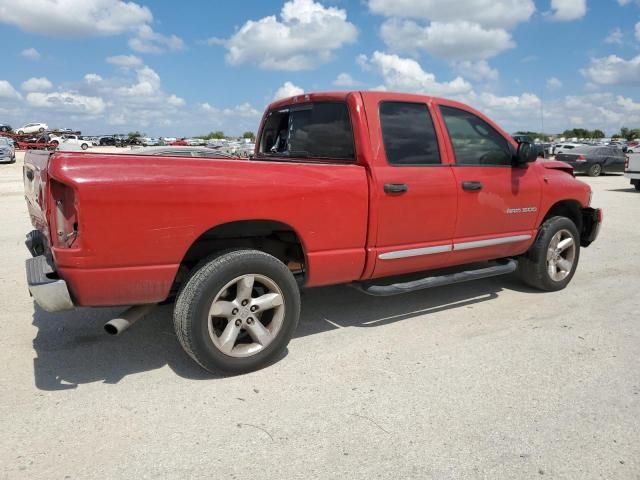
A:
[379,102,441,165]
[259,102,354,161]
[440,106,512,166]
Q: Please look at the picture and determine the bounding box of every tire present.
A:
[587,163,602,177]
[518,216,580,292]
[81,143,88,150]
[38,127,44,133]
[173,249,301,374]
[0,127,7,132]
[634,182,640,192]
[17,130,23,135]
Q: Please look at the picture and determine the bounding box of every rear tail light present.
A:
[576,155,587,162]
[625,155,630,170]
[49,180,78,248]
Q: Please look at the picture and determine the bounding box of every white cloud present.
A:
[128,25,185,54]
[21,77,53,92]
[546,77,563,90]
[381,19,514,61]
[368,0,535,29]
[21,47,40,61]
[636,22,640,41]
[0,80,21,99]
[273,81,305,100]
[581,54,640,86]
[0,0,152,36]
[167,94,185,107]
[222,103,261,117]
[360,51,473,97]
[605,28,624,45]
[453,60,499,81]
[116,66,161,97]
[26,91,105,115]
[106,55,143,67]
[333,73,360,87]
[549,0,587,21]
[84,73,103,84]
[222,0,357,70]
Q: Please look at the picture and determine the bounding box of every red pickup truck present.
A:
[24,91,602,374]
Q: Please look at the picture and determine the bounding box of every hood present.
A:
[542,160,574,175]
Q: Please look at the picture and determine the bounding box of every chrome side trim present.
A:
[379,234,532,260]
[453,234,532,251]
[378,244,452,260]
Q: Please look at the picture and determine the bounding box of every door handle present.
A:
[462,181,483,191]
[384,183,408,194]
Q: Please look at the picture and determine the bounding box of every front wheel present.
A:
[173,250,301,374]
[81,143,88,150]
[518,216,580,291]
[17,130,23,135]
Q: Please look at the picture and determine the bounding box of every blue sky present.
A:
[0,0,639,136]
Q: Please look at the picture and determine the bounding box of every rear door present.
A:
[367,98,458,278]
[436,103,541,264]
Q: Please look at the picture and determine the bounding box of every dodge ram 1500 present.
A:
[24,91,602,374]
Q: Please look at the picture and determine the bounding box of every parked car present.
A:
[22,91,601,374]
[141,137,160,147]
[0,123,12,132]
[99,135,127,147]
[553,143,581,156]
[556,146,626,176]
[170,138,188,146]
[16,123,48,135]
[0,137,15,163]
[50,134,91,150]
[626,141,638,154]
[624,152,640,191]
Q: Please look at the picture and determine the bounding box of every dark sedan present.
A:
[556,146,626,177]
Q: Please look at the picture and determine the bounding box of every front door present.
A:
[437,104,542,265]
[370,100,458,279]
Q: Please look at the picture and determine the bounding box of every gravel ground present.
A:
[0,150,639,479]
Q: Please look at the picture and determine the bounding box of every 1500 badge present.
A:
[506,207,538,214]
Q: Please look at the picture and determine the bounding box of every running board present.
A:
[352,260,518,297]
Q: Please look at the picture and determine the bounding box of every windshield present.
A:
[0,138,10,146]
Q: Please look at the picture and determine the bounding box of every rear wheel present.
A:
[634,181,640,191]
[587,163,602,177]
[81,143,88,150]
[518,216,580,291]
[173,250,301,374]
[17,130,23,135]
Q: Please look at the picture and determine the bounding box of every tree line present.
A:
[515,127,639,141]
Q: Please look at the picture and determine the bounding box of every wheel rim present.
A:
[207,274,285,358]
[546,229,576,282]
[592,164,601,176]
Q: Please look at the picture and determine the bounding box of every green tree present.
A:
[202,131,226,140]
[243,131,256,141]
[128,131,144,139]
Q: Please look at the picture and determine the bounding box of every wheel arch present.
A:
[173,219,308,294]
[541,199,583,232]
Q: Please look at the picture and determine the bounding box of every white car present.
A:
[16,123,48,135]
[50,134,90,150]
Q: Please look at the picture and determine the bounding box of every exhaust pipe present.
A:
[104,304,156,336]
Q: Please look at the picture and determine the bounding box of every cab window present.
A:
[259,102,355,161]
[379,102,441,166]
[440,106,512,166]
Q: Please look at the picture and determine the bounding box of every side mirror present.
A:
[515,141,537,165]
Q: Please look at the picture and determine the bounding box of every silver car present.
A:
[0,137,16,163]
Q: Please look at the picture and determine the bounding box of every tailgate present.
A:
[23,150,55,238]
